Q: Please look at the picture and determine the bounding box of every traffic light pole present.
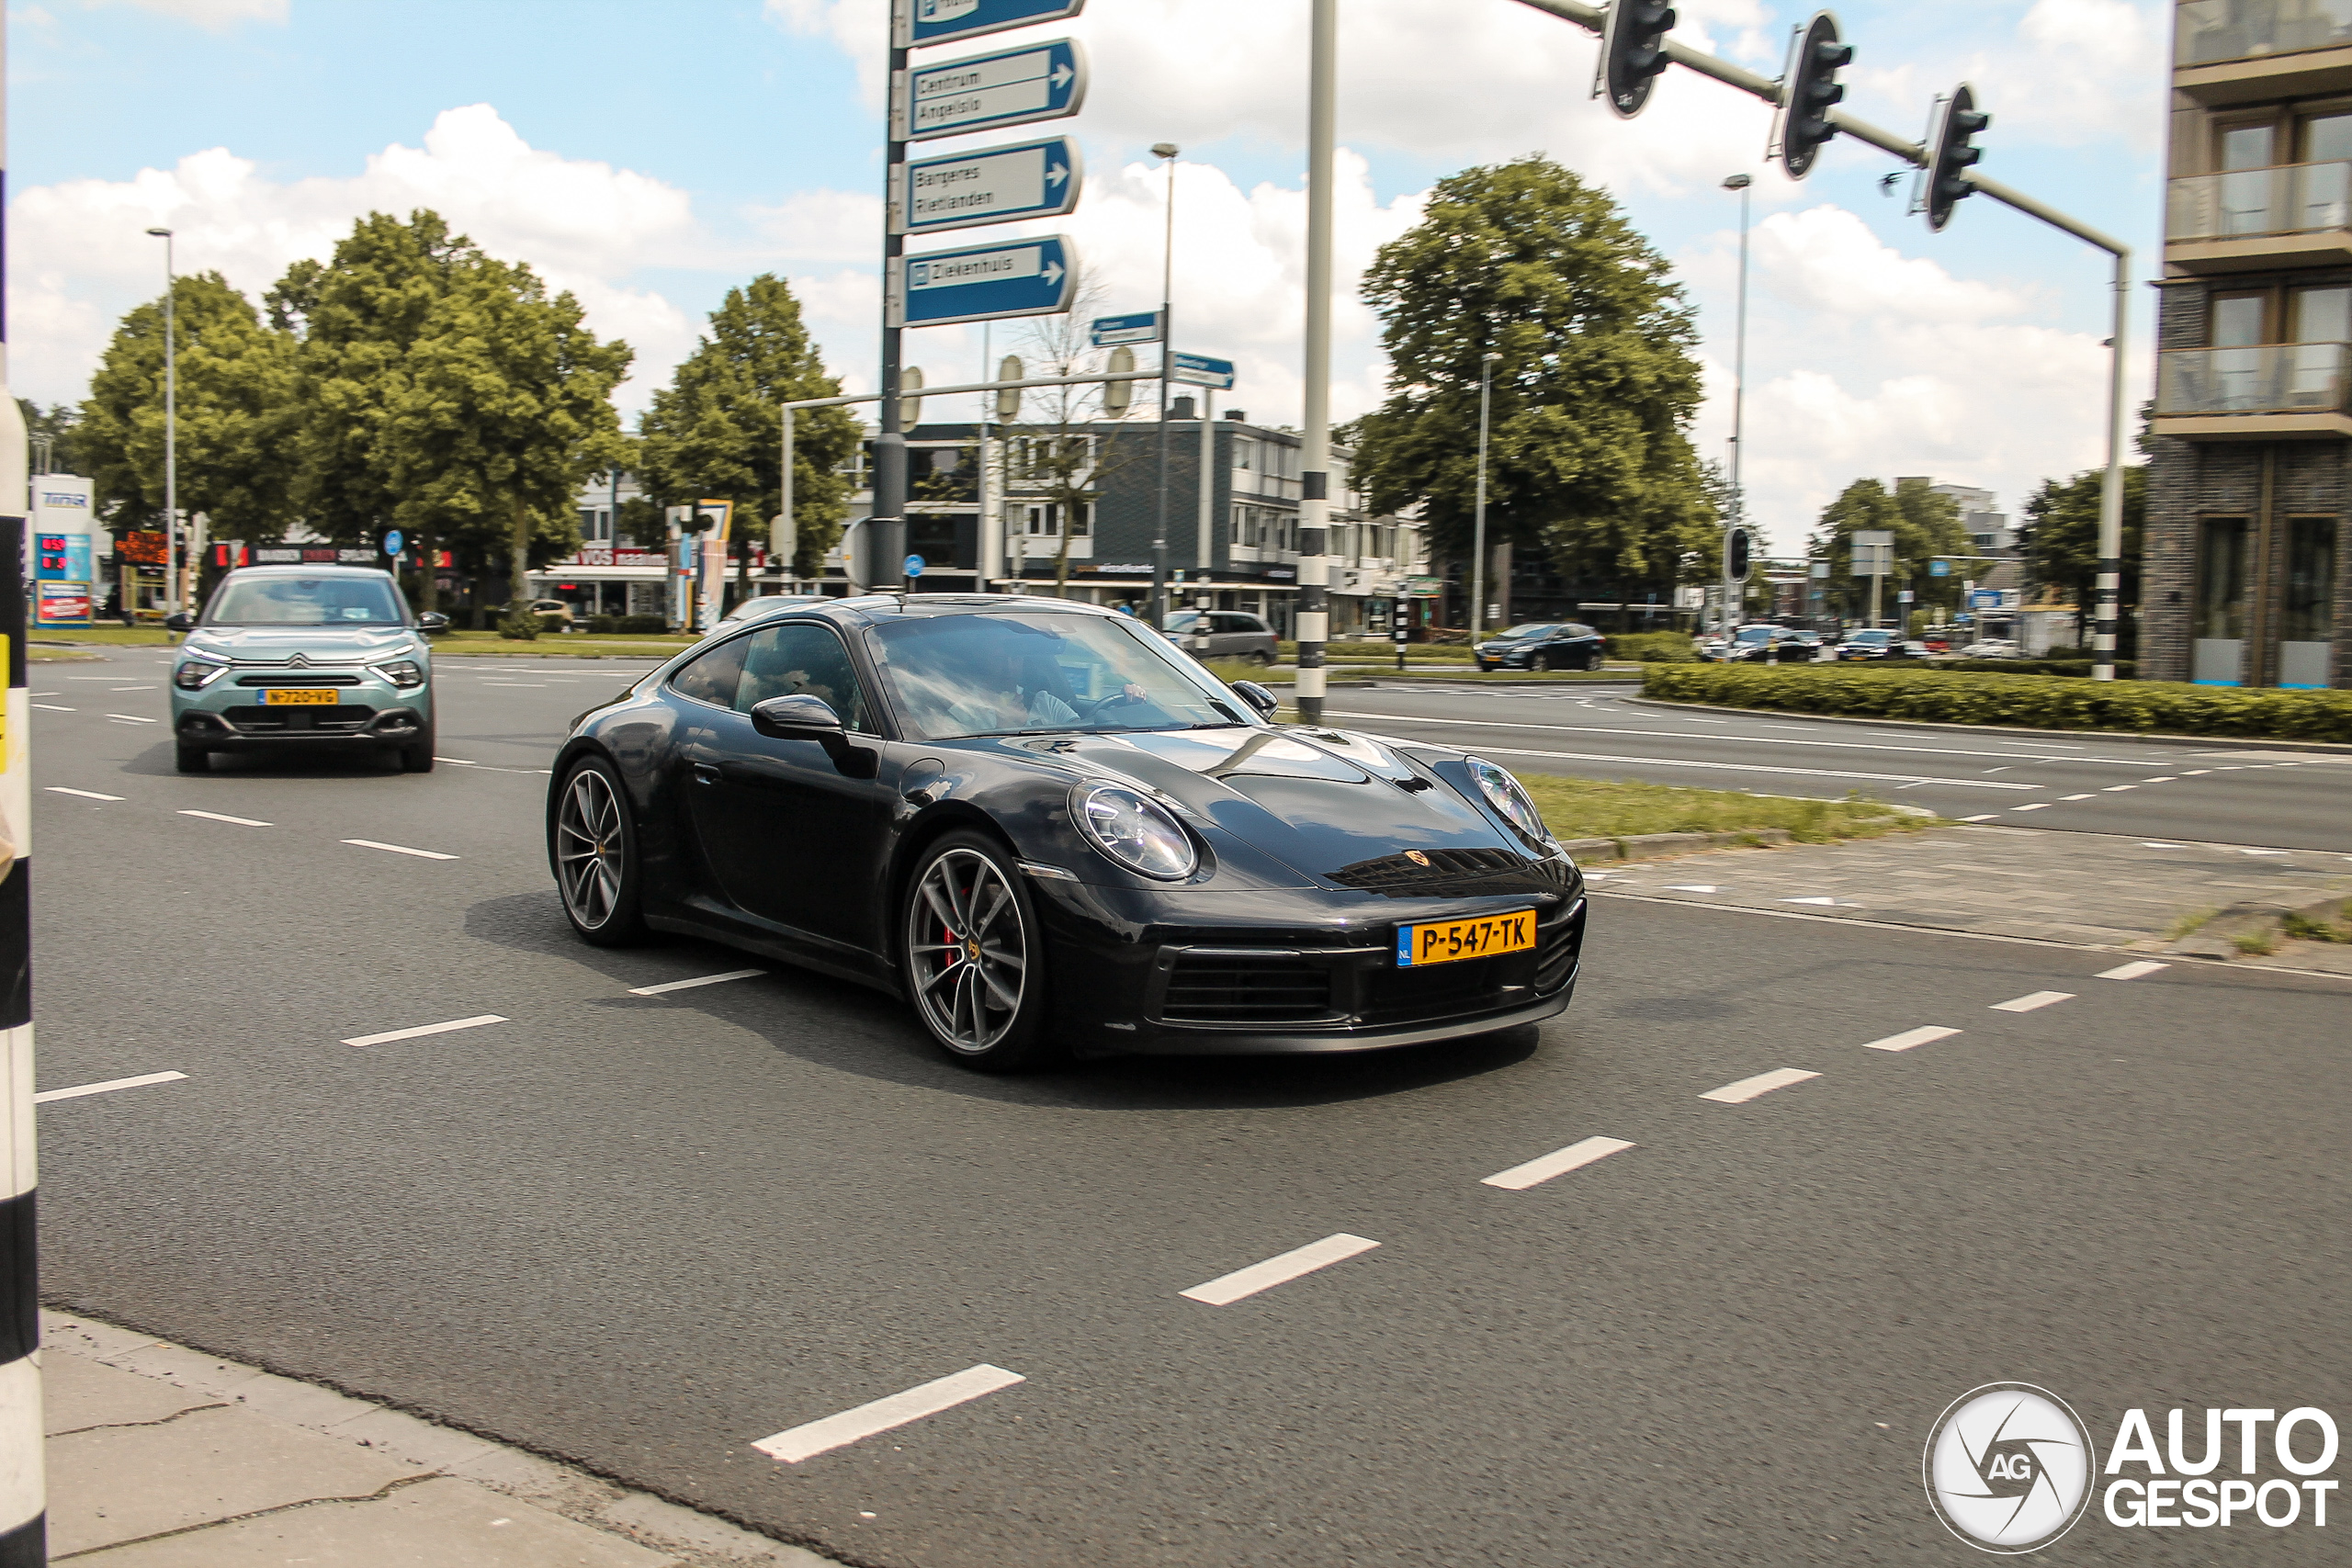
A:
[1510,0,2132,680]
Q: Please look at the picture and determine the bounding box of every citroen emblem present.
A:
[1406,851,1430,867]
[288,652,311,669]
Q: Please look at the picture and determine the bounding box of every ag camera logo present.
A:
[1924,1383,2096,1553]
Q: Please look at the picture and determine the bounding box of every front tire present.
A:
[1530,652,1553,673]
[175,744,209,774]
[553,756,647,946]
[401,721,435,773]
[902,831,1056,1071]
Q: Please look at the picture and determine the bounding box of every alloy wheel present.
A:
[556,766,627,929]
[907,848,1028,1055]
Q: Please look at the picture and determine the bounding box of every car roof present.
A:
[808,592,1129,629]
[220,564,396,579]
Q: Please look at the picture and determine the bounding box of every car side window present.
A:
[735,622,872,733]
[668,637,749,709]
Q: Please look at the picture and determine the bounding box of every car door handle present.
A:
[692,762,722,785]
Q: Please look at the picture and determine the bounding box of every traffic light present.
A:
[1727,527,1750,580]
[898,366,924,429]
[1596,0,1676,119]
[1778,11,1851,180]
[994,355,1023,422]
[1102,345,1135,417]
[1925,84,1989,232]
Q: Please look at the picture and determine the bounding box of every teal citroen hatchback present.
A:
[167,565,447,774]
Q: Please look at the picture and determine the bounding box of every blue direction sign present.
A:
[907,0,1084,49]
[901,137,1080,234]
[380,529,404,557]
[1170,352,1236,389]
[1091,310,1162,347]
[906,555,927,579]
[896,234,1077,328]
[900,38,1085,141]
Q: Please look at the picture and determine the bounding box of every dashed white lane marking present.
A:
[2183,770,2212,776]
[2103,784,2136,792]
[435,756,478,765]
[2060,794,2095,801]
[107,714,156,724]
[31,704,74,712]
[2098,961,2169,981]
[1781,896,1854,907]
[342,839,458,860]
[343,1013,506,1048]
[1700,1067,1820,1104]
[1665,884,1719,894]
[2011,803,2051,812]
[1990,990,2075,1013]
[2142,842,2188,849]
[2143,776,2178,784]
[1181,1234,1381,1305]
[628,968,764,997]
[34,1070,189,1104]
[752,1365,1025,1465]
[1482,1135,1634,1190]
[2241,848,2290,857]
[46,787,123,801]
[1962,813,1999,822]
[180,808,270,828]
[1861,1026,1961,1054]
[110,685,154,692]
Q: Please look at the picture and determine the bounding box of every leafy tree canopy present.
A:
[1806,478,1970,616]
[637,275,859,577]
[1351,155,1717,593]
[2019,465,2145,615]
[78,271,300,540]
[20,400,85,476]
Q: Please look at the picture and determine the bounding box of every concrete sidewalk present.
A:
[40,1310,835,1567]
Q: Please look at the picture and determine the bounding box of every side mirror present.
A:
[163,611,197,633]
[417,611,450,634]
[748,694,876,778]
[1230,680,1279,720]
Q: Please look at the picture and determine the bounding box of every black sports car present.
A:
[547,595,1585,1070]
[1473,622,1607,671]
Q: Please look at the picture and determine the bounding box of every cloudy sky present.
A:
[7,0,2166,554]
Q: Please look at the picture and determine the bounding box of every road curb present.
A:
[1622,694,2352,755]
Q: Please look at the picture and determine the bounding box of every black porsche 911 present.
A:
[546,594,1585,1071]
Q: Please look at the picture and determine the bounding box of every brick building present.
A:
[2148,0,2352,687]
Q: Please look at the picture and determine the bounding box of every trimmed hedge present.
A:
[1641,663,2352,743]
[1605,630,1697,662]
[1931,658,2138,678]
[587,614,672,635]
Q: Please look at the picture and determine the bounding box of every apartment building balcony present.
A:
[2154,341,2352,438]
[2166,160,2352,269]
[2176,1,2352,105]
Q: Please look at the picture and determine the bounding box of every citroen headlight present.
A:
[1467,756,1551,847]
[174,648,232,690]
[371,660,425,689]
[1076,784,1197,881]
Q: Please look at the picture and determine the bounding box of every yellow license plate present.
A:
[1396,909,1537,967]
[257,688,340,705]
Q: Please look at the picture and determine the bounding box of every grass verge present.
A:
[1510,773,1936,846]
[28,649,105,662]
[435,630,693,659]
[29,627,176,646]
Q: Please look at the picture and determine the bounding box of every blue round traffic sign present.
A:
[905,554,926,579]
[381,529,404,557]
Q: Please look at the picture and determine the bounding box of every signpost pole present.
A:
[1150,144,1178,628]
[1295,0,1336,725]
[1196,389,1214,581]
[778,406,795,591]
[873,1,911,593]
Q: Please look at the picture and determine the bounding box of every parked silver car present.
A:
[1161,609,1279,665]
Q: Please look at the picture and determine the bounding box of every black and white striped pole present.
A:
[0,14,43,1561]
[1294,0,1336,725]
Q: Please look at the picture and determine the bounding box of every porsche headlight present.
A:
[1467,756,1551,846]
[1076,784,1197,881]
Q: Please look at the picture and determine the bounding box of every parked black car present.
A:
[1834,629,1925,661]
[1704,626,1822,662]
[1473,622,1607,672]
[547,596,1585,1071]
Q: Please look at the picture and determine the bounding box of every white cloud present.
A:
[1850,0,2168,154]
[89,0,286,28]
[8,106,705,412]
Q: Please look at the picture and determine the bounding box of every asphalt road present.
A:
[26,649,2352,1566]
[1325,683,2352,852]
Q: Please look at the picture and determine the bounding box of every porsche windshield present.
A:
[205,575,406,626]
[873,613,1247,739]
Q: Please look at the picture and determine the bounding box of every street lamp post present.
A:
[1721,174,1751,641]
[145,227,178,616]
[1470,351,1498,649]
[1148,141,1179,627]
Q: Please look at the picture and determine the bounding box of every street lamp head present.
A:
[1722,174,1752,190]
[1151,142,1179,160]
[145,226,173,237]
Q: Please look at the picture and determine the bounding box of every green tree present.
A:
[77,272,300,539]
[1805,478,1970,622]
[637,275,860,579]
[1351,156,1717,606]
[381,254,632,615]
[2018,465,2146,643]
[19,400,84,476]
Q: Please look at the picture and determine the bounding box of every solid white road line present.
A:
[628,968,764,996]
[1482,1136,1634,1190]
[1861,1026,1961,1053]
[2098,961,2169,981]
[1181,1234,1381,1305]
[435,757,479,764]
[342,839,458,860]
[31,704,74,712]
[179,809,271,828]
[107,714,157,723]
[752,1365,1025,1465]
[1465,742,2037,792]
[1700,1067,1820,1104]
[1991,991,2075,1012]
[1322,708,2143,767]
[2142,842,2188,849]
[46,787,123,801]
[343,1014,507,1048]
[34,1070,189,1105]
